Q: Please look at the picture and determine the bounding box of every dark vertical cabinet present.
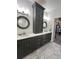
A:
[32,2,45,34]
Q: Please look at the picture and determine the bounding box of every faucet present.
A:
[18,32,26,36]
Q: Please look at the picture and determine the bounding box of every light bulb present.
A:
[44,16,50,21]
[24,9,30,15]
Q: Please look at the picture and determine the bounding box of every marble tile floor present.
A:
[54,34,61,45]
[23,42,61,59]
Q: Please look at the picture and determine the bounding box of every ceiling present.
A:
[17,0,61,19]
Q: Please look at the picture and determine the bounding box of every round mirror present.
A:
[17,16,30,29]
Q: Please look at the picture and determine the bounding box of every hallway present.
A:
[23,42,61,59]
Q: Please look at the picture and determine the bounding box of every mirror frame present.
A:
[17,16,30,29]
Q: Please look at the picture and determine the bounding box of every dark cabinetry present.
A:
[32,2,45,34]
[17,33,51,59]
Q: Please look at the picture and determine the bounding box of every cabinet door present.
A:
[36,7,43,33]
[29,37,37,49]
[36,36,43,48]
[17,38,34,59]
[41,33,52,45]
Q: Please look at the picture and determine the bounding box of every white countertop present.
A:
[17,31,52,40]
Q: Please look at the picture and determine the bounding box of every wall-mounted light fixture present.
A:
[17,5,30,16]
[24,9,30,16]
[44,15,50,21]
[44,11,50,21]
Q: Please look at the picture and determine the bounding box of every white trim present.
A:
[51,19,55,42]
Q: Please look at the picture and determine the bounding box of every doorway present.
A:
[53,17,61,45]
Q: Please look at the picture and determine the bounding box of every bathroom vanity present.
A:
[17,32,52,59]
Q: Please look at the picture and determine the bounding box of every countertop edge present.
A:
[17,32,52,40]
